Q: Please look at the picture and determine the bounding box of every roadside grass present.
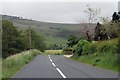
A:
[2,49,42,78]
[71,38,119,72]
[44,50,63,55]
[71,53,119,72]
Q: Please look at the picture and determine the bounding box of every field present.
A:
[45,50,63,55]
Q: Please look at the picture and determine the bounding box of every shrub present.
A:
[82,42,91,55]
[96,40,118,54]
[75,39,90,56]
[88,43,97,54]
[72,38,119,71]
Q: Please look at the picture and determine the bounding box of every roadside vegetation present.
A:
[2,49,42,78]
[65,6,120,72]
[68,21,119,72]
[1,4,119,79]
[71,39,119,72]
[2,20,46,58]
[68,22,119,72]
[2,20,47,79]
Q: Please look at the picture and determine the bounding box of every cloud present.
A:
[2,2,118,23]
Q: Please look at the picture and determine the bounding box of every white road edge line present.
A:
[52,63,56,67]
[56,68,66,78]
[48,55,50,57]
[50,59,53,62]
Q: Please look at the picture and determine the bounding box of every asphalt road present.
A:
[12,55,118,78]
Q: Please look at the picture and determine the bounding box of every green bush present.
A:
[75,40,90,56]
[82,42,91,55]
[88,43,97,54]
[99,44,117,53]
[75,39,118,56]
[72,38,119,71]
[96,40,118,54]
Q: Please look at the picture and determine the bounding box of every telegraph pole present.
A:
[29,26,31,51]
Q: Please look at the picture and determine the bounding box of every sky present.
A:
[0,0,120,23]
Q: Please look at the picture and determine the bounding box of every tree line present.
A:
[2,20,46,58]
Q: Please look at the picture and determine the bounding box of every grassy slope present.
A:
[13,20,84,47]
[2,49,42,78]
[2,15,95,47]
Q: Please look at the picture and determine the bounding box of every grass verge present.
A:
[71,39,119,72]
[71,53,119,72]
[2,49,42,78]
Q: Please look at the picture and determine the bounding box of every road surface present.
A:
[12,55,118,78]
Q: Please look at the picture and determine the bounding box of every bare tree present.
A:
[99,17,110,24]
[80,20,92,41]
[81,20,89,33]
[84,4,101,40]
[84,4,101,26]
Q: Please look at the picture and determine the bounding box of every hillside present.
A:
[1,14,96,48]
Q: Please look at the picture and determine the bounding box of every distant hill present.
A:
[1,14,96,47]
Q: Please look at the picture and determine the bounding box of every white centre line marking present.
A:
[52,63,56,67]
[50,58,53,62]
[56,68,66,78]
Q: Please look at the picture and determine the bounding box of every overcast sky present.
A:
[1,0,119,23]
